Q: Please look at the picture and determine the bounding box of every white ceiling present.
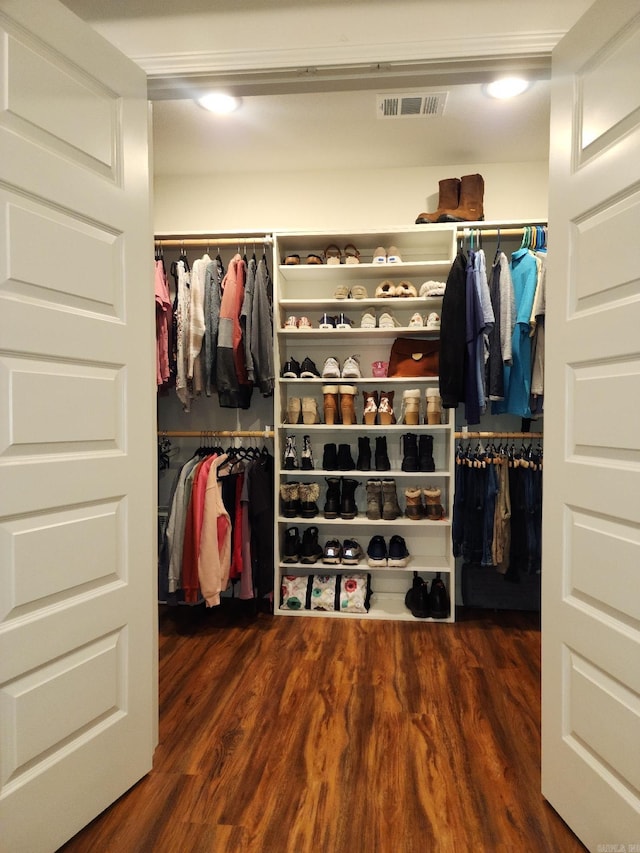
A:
[59,0,579,179]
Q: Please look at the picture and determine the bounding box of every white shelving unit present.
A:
[273,227,457,621]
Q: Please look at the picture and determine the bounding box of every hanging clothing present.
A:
[204,255,224,397]
[155,259,172,387]
[487,251,515,401]
[245,255,275,396]
[173,258,193,411]
[217,253,253,408]
[199,454,232,607]
[439,248,468,409]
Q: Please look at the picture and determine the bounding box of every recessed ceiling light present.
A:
[197,92,240,114]
[485,77,530,99]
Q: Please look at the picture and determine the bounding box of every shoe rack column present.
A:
[273,228,457,621]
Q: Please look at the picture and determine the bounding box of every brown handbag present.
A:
[388,337,440,377]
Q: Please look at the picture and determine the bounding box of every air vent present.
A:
[376,92,448,119]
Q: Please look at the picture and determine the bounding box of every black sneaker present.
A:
[281,357,301,378]
[429,574,450,619]
[283,527,300,563]
[319,313,337,329]
[366,535,387,567]
[300,526,323,564]
[388,534,410,567]
[342,538,363,565]
[300,356,321,378]
[405,572,430,618]
[322,538,342,564]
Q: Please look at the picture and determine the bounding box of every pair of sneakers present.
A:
[360,310,401,329]
[408,312,441,331]
[281,356,320,378]
[322,538,363,564]
[366,534,410,567]
[320,312,352,329]
[322,355,361,379]
[373,246,402,264]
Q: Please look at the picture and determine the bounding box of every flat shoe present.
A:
[344,243,360,264]
[387,245,402,263]
[395,280,417,297]
[375,280,396,298]
[373,246,387,263]
[351,284,368,299]
[284,254,300,265]
[324,244,342,265]
[306,253,323,265]
[334,284,351,299]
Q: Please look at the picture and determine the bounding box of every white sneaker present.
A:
[322,356,341,378]
[360,310,376,329]
[387,245,402,263]
[409,312,424,328]
[378,311,400,329]
[426,312,441,331]
[341,355,362,379]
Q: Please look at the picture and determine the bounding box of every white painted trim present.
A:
[137,30,564,77]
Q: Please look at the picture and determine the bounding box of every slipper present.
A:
[375,280,396,298]
[284,254,300,265]
[373,246,387,263]
[351,284,368,299]
[306,254,323,265]
[298,316,313,329]
[284,315,298,328]
[324,244,342,265]
[426,312,441,331]
[344,243,360,264]
[409,312,424,328]
[419,280,446,297]
[395,280,418,298]
[387,245,402,263]
[334,285,351,299]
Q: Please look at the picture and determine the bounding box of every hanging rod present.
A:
[158,429,274,438]
[154,235,273,248]
[458,227,546,238]
[454,431,543,439]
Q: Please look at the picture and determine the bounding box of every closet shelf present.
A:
[278,261,451,281]
[278,328,439,338]
[279,557,452,573]
[276,594,453,622]
[279,423,450,432]
[280,469,451,479]
[279,296,443,309]
[279,377,440,385]
[277,514,451,527]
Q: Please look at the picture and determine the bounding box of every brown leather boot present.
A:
[404,487,425,520]
[322,385,340,424]
[362,389,378,425]
[415,177,460,224]
[339,384,357,425]
[424,486,445,520]
[438,173,484,222]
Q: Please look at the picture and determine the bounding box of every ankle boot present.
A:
[323,477,341,519]
[378,389,396,425]
[300,434,314,470]
[340,478,359,519]
[362,390,378,425]
[365,478,383,520]
[401,433,419,472]
[418,434,436,472]
[322,442,338,470]
[382,478,401,520]
[280,482,300,517]
[415,177,461,225]
[301,396,320,425]
[283,526,300,562]
[337,442,355,471]
[438,173,484,223]
[429,573,450,618]
[404,487,425,520]
[339,384,357,425]
[299,482,320,518]
[287,396,301,424]
[323,384,340,425]
[283,434,298,470]
[300,525,323,564]
[405,571,430,618]
[424,486,444,520]
[401,389,421,425]
[426,388,442,425]
[356,436,371,471]
[375,436,390,471]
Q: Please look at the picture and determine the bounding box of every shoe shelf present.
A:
[273,227,456,622]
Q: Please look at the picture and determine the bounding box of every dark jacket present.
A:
[439,249,467,408]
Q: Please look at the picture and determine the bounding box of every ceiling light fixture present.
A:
[485,77,530,99]
[197,92,240,114]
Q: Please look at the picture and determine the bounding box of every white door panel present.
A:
[542,0,640,846]
[0,1,156,851]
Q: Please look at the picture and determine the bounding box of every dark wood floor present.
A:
[60,604,586,853]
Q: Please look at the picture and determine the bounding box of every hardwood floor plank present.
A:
[58,606,587,853]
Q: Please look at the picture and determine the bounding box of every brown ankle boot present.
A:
[322,385,340,425]
[424,487,445,520]
[404,487,425,520]
[415,177,460,224]
[438,173,484,223]
[362,389,378,425]
[339,384,357,425]
[378,389,396,425]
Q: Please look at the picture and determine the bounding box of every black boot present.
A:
[356,436,371,471]
[418,434,435,472]
[300,526,323,564]
[401,433,419,472]
[405,572,430,618]
[337,442,355,471]
[429,573,450,618]
[375,436,390,471]
[322,442,338,470]
[340,478,359,519]
[323,477,341,519]
[300,434,314,470]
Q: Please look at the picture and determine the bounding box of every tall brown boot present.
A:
[415,178,460,224]
[323,385,340,425]
[438,173,484,222]
[339,385,357,425]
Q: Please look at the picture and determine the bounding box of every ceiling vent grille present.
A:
[376,92,448,119]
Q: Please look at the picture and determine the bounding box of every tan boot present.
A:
[401,389,421,425]
[426,388,442,425]
[424,487,444,520]
[339,384,357,425]
[404,487,425,520]
[415,177,460,224]
[301,396,320,424]
[438,173,484,223]
[287,396,301,424]
[378,389,396,425]
[322,385,340,425]
[362,389,378,425]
